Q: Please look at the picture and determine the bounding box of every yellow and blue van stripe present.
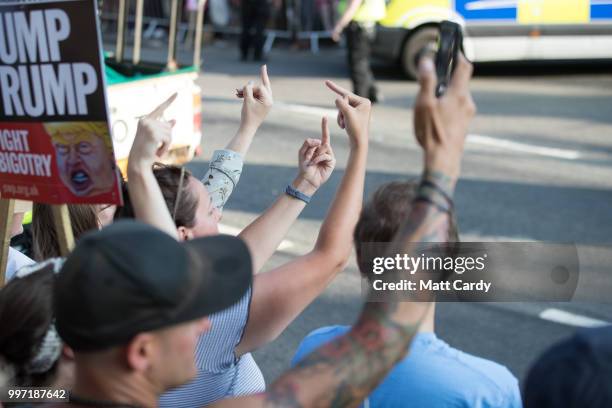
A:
[455,0,612,24]
[592,0,612,20]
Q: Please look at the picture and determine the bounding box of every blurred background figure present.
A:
[239,0,281,61]
[142,0,168,40]
[301,0,315,34]
[332,0,386,102]
[317,0,337,32]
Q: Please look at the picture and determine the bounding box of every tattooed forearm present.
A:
[263,381,304,408]
[392,170,456,246]
[395,200,450,244]
[265,302,420,408]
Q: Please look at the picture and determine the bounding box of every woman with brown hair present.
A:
[29,66,274,264]
[31,204,99,261]
[115,79,370,407]
[0,259,74,395]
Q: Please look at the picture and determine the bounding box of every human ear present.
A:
[177,226,193,241]
[125,334,153,372]
[62,345,74,360]
[177,226,188,241]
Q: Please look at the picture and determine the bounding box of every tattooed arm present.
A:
[210,191,440,408]
[210,55,475,408]
[210,182,446,408]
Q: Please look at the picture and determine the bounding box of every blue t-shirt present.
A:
[292,326,522,408]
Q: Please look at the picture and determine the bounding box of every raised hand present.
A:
[126,93,180,239]
[236,65,273,131]
[128,93,177,169]
[325,80,371,149]
[331,24,343,42]
[414,54,476,181]
[294,117,336,195]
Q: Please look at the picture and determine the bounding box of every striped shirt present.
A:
[159,286,265,407]
[159,148,266,407]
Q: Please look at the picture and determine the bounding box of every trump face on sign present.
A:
[45,122,116,197]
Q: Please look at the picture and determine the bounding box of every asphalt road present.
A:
[180,40,612,388]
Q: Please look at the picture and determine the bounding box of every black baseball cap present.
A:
[524,325,612,408]
[54,220,252,351]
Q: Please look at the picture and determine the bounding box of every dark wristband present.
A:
[415,176,454,213]
[414,195,452,213]
[419,179,454,209]
[286,184,312,204]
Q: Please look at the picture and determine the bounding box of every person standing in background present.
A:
[318,0,337,32]
[239,0,281,61]
[301,0,316,34]
[332,0,385,102]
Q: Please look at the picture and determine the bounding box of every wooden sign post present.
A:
[52,205,76,257]
[0,198,15,286]
[0,200,74,287]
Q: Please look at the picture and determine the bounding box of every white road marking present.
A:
[461,234,531,242]
[274,100,584,161]
[218,223,295,251]
[539,308,610,328]
[276,101,338,118]
[468,134,582,160]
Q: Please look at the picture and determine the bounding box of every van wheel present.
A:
[401,26,439,80]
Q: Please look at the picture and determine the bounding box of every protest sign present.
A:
[0,0,122,205]
[0,0,108,284]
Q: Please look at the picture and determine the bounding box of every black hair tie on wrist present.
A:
[419,179,454,209]
[414,195,452,214]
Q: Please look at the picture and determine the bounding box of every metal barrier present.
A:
[99,0,336,55]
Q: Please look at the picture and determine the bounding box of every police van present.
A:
[373,0,612,78]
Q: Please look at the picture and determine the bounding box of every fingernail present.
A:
[420,58,434,73]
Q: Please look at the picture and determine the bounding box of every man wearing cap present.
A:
[48,54,475,407]
[53,222,253,407]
